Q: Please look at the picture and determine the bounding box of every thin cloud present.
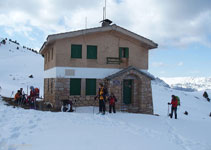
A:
[151,62,166,67]
[177,62,184,66]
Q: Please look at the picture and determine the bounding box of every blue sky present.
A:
[0,0,210,77]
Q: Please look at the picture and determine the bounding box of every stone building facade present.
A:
[40,21,157,114]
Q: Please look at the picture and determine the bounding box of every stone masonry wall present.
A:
[44,70,153,114]
[44,78,105,109]
[106,70,153,114]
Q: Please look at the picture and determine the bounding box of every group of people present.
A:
[14,86,39,109]
[95,83,117,115]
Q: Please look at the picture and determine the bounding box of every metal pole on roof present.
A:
[105,0,107,19]
[85,17,87,29]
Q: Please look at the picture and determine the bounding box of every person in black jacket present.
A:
[108,93,117,113]
[203,91,210,102]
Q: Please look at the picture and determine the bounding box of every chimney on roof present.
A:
[100,19,112,27]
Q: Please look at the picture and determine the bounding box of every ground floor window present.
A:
[86,79,96,95]
[70,78,81,95]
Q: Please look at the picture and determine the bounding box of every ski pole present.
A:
[10,91,14,98]
[167,104,169,117]
[75,99,77,112]
[93,99,96,115]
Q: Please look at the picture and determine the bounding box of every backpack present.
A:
[176,96,180,106]
[35,88,39,97]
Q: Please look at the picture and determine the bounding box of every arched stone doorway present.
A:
[105,66,154,114]
[122,74,142,113]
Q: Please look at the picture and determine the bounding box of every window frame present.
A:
[87,45,97,59]
[86,79,96,95]
[70,78,81,96]
[71,44,82,59]
[119,47,129,58]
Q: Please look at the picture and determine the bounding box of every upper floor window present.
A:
[51,48,53,60]
[119,47,129,58]
[87,45,97,59]
[71,44,82,58]
[48,51,50,62]
[45,53,47,64]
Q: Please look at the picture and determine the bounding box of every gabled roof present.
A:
[40,24,158,54]
[105,66,155,80]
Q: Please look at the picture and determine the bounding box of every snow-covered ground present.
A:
[0,82,211,150]
[161,77,211,91]
[1,37,211,150]
[0,38,44,97]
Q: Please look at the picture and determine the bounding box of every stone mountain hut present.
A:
[39,19,158,114]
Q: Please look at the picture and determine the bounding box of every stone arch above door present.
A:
[105,66,154,114]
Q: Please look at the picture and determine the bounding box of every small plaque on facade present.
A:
[113,80,121,86]
[65,69,75,76]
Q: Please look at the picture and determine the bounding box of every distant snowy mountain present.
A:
[161,77,211,91]
[0,37,44,97]
[152,77,170,88]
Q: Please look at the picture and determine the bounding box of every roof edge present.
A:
[40,24,158,53]
[105,66,155,80]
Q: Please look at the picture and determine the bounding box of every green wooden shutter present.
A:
[119,47,129,58]
[70,79,81,95]
[87,45,97,59]
[86,79,96,95]
[119,48,122,58]
[123,80,132,104]
[71,44,82,58]
[125,48,129,58]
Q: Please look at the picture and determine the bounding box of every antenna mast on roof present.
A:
[85,16,87,29]
[103,0,107,20]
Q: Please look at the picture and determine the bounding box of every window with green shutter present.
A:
[71,44,82,58]
[86,79,96,95]
[119,47,129,58]
[87,45,97,59]
[70,79,81,95]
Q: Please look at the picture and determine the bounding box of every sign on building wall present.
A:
[111,80,121,86]
[65,69,75,76]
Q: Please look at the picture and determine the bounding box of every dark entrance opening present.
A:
[123,79,132,104]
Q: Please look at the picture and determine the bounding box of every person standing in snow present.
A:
[108,93,117,113]
[203,91,210,102]
[29,86,36,109]
[96,83,107,115]
[168,95,178,119]
[14,90,21,105]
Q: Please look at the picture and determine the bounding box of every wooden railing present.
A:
[106,57,122,64]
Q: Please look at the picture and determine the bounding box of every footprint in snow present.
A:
[10,132,20,139]
[11,126,21,132]
[29,124,37,129]
[28,120,33,124]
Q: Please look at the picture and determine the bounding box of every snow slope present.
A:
[0,37,211,150]
[0,82,211,150]
[161,77,211,91]
[0,38,44,97]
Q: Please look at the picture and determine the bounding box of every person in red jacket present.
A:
[108,93,117,113]
[168,95,178,119]
[29,86,36,109]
